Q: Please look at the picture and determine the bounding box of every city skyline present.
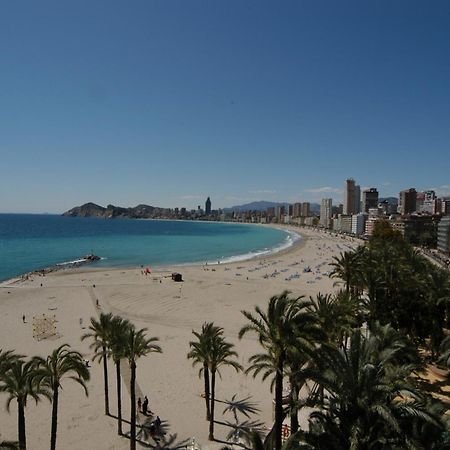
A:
[1,1,450,213]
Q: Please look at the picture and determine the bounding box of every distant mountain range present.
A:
[223,197,398,214]
[223,201,321,213]
[379,197,398,204]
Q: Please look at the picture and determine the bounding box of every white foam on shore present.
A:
[171,229,301,269]
[56,256,106,267]
[56,259,87,266]
[215,228,301,265]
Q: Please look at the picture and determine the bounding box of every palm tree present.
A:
[33,344,90,450]
[239,291,318,450]
[108,315,131,436]
[307,292,357,346]
[187,322,223,421]
[0,359,45,450]
[301,325,444,448]
[123,326,161,450]
[81,312,113,415]
[0,350,20,376]
[330,251,361,294]
[208,334,242,441]
[284,299,323,435]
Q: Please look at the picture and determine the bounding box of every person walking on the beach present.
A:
[137,397,142,413]
[142,396,148,415]
[22,314,26,323]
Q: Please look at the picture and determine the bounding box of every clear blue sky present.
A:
[1,0,449,213]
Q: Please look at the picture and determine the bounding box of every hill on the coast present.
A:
[63,203,157,218]
[379,197,398,204]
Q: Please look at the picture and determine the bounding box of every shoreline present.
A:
[0,224,304,286]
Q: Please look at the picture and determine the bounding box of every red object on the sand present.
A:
[145,267,152,274]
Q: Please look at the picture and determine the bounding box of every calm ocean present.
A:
[0,214,299,282]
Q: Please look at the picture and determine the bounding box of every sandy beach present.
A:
[0,227,359,449]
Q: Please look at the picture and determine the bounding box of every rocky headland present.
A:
[62,202,158,219]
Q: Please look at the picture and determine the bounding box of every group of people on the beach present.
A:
[137,396,151,415]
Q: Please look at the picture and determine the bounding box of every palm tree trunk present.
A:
[116,360,122,435]
[208,369,216,440]
[204,364,211,421]
[18,398,26,450]
[130,361,136,450]
[103,346,110,415]
[50,386,59,450]
[289,376,299,435]
[274,361,283,450]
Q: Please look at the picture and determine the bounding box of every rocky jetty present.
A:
[84,254,101,261]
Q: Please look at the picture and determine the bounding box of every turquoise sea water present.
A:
[0,214,299,282]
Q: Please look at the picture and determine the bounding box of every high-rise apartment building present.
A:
[422,190,436,214]
[320,198,332,228]
[437,216,450,255]
[354,184,361,213]
[301,202,310,217]
[399,188,417,215]
[362,188,379,213]
[351,213,368,235]
[275,205,285,221]
[344,179,355,215]
[205,197,211,215]
[344,179,360,214]
[442,199,450,215]
[293,203,302,218]
[416,192,425,212]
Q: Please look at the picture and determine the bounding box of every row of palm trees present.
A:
[329,220,450,356]
[1,313,161,450]
[81,313,162,450]
[242,291,448,450]
[0,345,89,450]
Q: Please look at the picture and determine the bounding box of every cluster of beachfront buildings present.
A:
[217,180,450,257]
[129,184,450,257]
[313,180,450,256]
